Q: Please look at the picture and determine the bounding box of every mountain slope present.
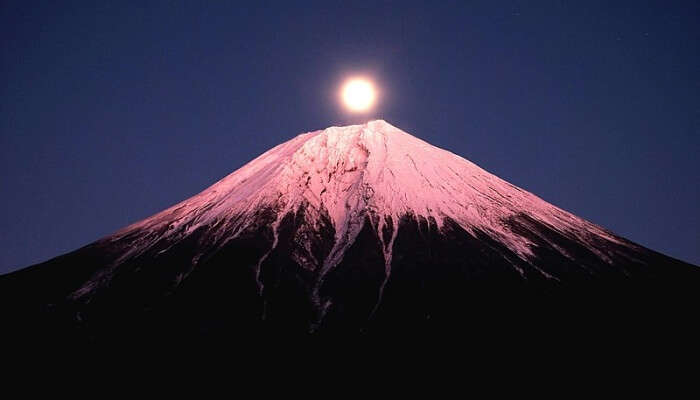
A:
[1,120,698,346]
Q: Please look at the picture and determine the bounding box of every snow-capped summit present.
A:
[1,120,698,345]
[108,119,627,278]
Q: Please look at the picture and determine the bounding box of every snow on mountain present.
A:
[74,120,636,299]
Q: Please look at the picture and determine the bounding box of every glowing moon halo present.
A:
[341,78,376,112]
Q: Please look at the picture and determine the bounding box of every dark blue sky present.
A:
[1,1,698,273]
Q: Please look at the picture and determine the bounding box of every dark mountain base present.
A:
[3,286,697,367]
[1,211,698,354]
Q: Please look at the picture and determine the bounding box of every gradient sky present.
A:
[1,1,698,273]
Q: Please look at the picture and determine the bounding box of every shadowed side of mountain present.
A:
[1,209,697,352]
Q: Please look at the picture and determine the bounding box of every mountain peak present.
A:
[305,119,408,142]
[326,119,395,130]
[362,119,399,131]
[311,119,410,143]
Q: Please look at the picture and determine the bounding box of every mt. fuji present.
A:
[2,120,697,347]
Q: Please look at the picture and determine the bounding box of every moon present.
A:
[341,78,377,112]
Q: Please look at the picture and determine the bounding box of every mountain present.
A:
[1,120,698,349]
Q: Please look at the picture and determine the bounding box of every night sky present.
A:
[1,1,698,274]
